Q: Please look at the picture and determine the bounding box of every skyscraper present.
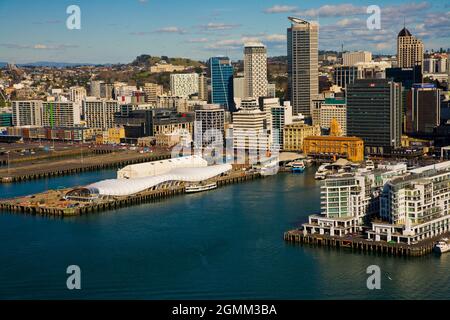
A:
[287,17,319,116]
[347,79,402,155]
[397,27,424,69]
[244,42,268,99]
[210,57,235,112]
[406,84,441,135]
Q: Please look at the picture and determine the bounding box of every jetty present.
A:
[284,229,447,257]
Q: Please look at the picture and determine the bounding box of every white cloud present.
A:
[264,5,298,14]
[155,26,186,34]
[199,23,240,31]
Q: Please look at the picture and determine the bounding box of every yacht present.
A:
[434,238,450,254]
[185,182,217,193]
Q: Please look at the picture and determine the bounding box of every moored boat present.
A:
[185,182,217,193]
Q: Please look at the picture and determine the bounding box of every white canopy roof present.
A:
[87,164,232,196]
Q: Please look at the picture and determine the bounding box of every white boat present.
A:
[434,238,450,254]
[260,160,279,176]
[315,163,331,180]
[185,182,217,193]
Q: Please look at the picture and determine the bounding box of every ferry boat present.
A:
[291,161,305,173]
[185,182,217,193]
[434,238,450,254]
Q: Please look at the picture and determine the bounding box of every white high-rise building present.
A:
[12,100,43,126]
[244,43,268,99]
[69,86,87,104]
[42,101,80,127]
[287,17,319,116]
[342,51,372,66]
[83,98,120,130]
[170,73,199,97]
[233,98,270,152]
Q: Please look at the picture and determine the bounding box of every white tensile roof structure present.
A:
[86,164,232,197]
[117,155,208,179]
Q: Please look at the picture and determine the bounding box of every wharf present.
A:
[284,229,448,257]
[0,171,261,217]
[0,151,171,183]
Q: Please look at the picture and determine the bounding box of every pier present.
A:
[284,229,448,257]
[0,171,261,217]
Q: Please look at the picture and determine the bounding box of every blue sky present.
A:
[0,0,449,63]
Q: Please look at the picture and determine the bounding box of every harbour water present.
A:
[0,168,449,300]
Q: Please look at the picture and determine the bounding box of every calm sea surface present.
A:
[0,168,449,299]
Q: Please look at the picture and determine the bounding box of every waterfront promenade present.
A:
[0,150,171,183]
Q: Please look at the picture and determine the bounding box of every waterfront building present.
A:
[303,135,364,162]
[287,17,319,116]
[83,98,120,130]
[397,27,424,69]
[194,104,225,148]
[210,57,235,112]
[142,83,163,104]
[42,101,80,128]
[406,84,441,134]
[12,100,43,126]
[342,51,372,66]
[311,98,347,135]
[282,123,321,151]
[244,43,268,99]
[170,73,199,97]
[271,101,293,148]
[232,99,270,152]
[367,162,450,244]
[347,79,402,155]
[198,74,209,101]
[302,163,407,236]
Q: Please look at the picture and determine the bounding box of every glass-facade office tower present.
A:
[287,17,319,116]
[210,57,235,112]
[347,79,402,155]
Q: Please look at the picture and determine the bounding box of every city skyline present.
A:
[0,0,449,64]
